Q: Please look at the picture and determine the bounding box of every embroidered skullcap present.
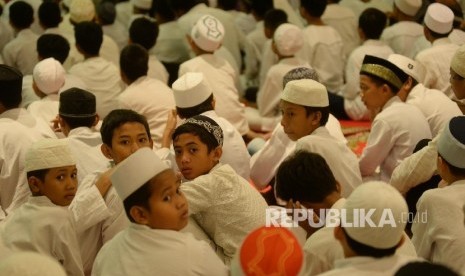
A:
[230,226,304,276]
[172,72,213,108]
[131,0,152,10]
[273,23,304,56]
[281,79,329,107]
[451,44,465,78]
[437,116,465,169]
[180,115,223,147]
[387,54,425,83]
[0,252,66,276]
[394,0,422,16]
[33,58,66,95]
[191,15,225,52]
[343,181,408,249]
[70,0,95,23]
[59,88,96,118]
[360,55,408,91]
[25,139,76,172]
[424,3,454,34]
[97,1,116,24]
[283,67,320,89]
[111,148,169,200]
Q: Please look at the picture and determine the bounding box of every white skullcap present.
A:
[387,54,425,83]
[273,23,304,56]
[424,3,454,34]
[394,0,422,16]
[172,72,213,108]
[70,0,96,23]
[33,58,66,95]
[131,0,152,10]
[110,148,169,200]
[451,44,465,78]
[437,116,465,169]
[281,79,329,107]
[191,15,225,52]
[0,252,66,276]
[343,181,408,249]
[25,139,76,172]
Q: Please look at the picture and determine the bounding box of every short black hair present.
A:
[439,153,465,178]
[342,227,397,258]
[152,0,176,21]
[217,0,237,10]
[395,262,460,276]
[39,1,61,28]
[264,9,288,33]
[0,65,22,109]
[100,109,151,147]
[60,115,96,130]
[359,8,387,40]
[276,151,337,203]
[304,106,330,125]
[27,169,49,183]
[129,17,159,50]
[9,1,34,29]
[172,122,219,152]
[123,179,153,223]
[120,44,149,82]
[300,0,327,18]
[74,21,103,56]
[176,94,214,119]
[361,73,399,94]
[250,0,274,19]
[37,34,70,63]
[168,0,199,15]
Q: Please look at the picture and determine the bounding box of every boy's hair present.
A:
[361,73,399,94]
[172,122,220,152]
[96,0,116,25]
[38,1,61,28]
[276,151,337,203]
[120,44,149,82]
[167,0,199,15]
[37,34,70,64]
[0,65,22,109]
[439,153,465,177]
[26,169,49,183]
[250,0,274,19]
[300,0,327,18]
[74,21,103,56]
[129,17,159,50]
[100,109,151,147]
[60,115,96,129]
[304,106,330,125]
[358,8,387,40]
[342,227,397,258]
[123,179,152,223]
[176,94,214,119]
[217,0,237,10]
[152,0,176,21]
[264,9,288,33]
[9,1,34,29]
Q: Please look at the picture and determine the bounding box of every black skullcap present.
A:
[360,55,408,91]
[0,65,22,108]
[97,1,116,25]
[59,88,96,117]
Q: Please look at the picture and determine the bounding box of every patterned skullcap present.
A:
[283,67,320,89]
[182,115,223,147]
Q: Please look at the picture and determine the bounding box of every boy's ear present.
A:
[312,111,322,125]
[129,206,150,225]
[101,143,113,160]
[92,114,100,127]
[212,146,223,162]
[28,176,42,195]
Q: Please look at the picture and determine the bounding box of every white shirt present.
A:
[381,21,423,59]
[1,196,84,276]
[69,57,124,119]
[102,22,128,51]
[179,54,249,135]
[148,55,169,84]
[339,0,392,18]
[27,94,59,130]
[100,35,120,67]
[118,76,176,148]
[0,108,56,139]
[43,28,84,71]
[0,19,13,53]
[247,21,267,61]
[2,29,38,75]
[359,97,432,182]
[259,40,279,87]
[150,21,190,64]
[181,163,268,262]
[415,38,459,98]
[92,224,228,276]
[296,127,362,197]
[115,1,132,29]
[412,180,465,275]
[300,25,345,92]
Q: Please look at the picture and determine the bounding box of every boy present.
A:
[280,79,362,197]
[1,139,84,276]
[358,55,432,181]
[172,115,268,263]
[412,116,465,275]
[92,148,228,275]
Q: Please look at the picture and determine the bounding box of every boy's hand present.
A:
[162,109,177,148]
[51,115,61,132]
[286,199,321,238]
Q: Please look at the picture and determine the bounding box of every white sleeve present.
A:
[101,190,129,243]
[181,178,215,215]
[58,214,85,276]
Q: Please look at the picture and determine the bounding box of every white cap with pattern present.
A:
[387,54,425,83]
[191,15,225,52]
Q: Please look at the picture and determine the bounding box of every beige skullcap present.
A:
[394,0,422,16]
[70,0,96,23]
[273,23,304,56]
[387,54,425,83]
[172,72,213,108]
[33,58,66,95]
[451,44,465,78]
[25,139,76,172]
[281,79,329,107]
[437,116,465,169]
[424,3,454,34]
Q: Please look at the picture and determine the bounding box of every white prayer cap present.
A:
[172,72,213,108]
[394,0,422,16]
[0,252,66,276]
[70,0,96,23]
[25,139,76,172]
[451,44,465,78]
[424,3,454,34]
[191,15,225,52]
[343,181,408,249]
[131,0,152,10]
[110,148,169,200]
[273,23,304,56]
[33,58,66,95]
[281,79,329,107]
[387,54,425,83]
[437,116,465,169]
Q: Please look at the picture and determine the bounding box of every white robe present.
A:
[0,108,56,139]
[102,22,128,51]
[27,94,59,131]
[2,29,38,75]
[381,21,423,59]
[148,55,169,84]
[150,21,190,64]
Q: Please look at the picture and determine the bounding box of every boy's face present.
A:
[450,68,465,100]
[102,122,153,165]
[32,165,78,206]
[360,75,389,111]
[173,133,221,180]
[280,100,319,141]
[144,170,189,231]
